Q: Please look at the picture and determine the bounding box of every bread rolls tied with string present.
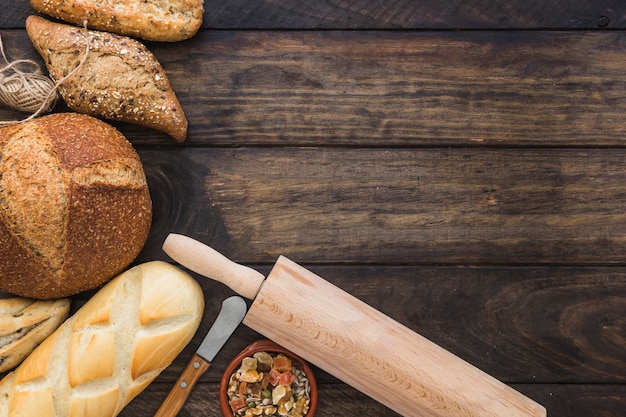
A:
[0,261,204,417]
[26,15,188,142]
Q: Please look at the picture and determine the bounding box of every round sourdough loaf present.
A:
[0,113,152,299]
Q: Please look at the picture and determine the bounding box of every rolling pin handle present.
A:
[162,233,265,299]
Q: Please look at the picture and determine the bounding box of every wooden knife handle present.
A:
[163,234,265,299]
[154,353,211,417]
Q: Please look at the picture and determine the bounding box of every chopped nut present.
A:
[227,351,311,416]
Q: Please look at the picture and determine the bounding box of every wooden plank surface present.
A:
[107,264,625,385]
[137,148,626,265]
[199,0,626,29]
[1,0,625,416]
[71,263,623,415]
[120,382,626,417]
[4,29,626,148]
[2,1,626,29]
[166,30,626,148]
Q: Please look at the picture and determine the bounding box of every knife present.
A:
[154,295,247,417]
[162,234,547,417]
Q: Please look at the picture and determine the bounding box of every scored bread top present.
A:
[0,261,204,417]
[0,297,71,372]
[0,113,152,299]
[30,0,204,42]
[26,15,188,142]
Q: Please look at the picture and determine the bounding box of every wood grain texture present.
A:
[1,0,625,415]
[140,30,626,147]
[69,265,621,386]
[154,354,211,417]
[118,382,626,417]
[242,256,546,417]
[4,30,626,148]
[201,0,626,29]
[137,147,626,265]
[0,2,31,28]
[123,382,403,416]
[2,1,625,29]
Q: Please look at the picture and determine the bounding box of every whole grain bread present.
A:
[0,261,204,417]
[30,0,203,42]
[0,112,152,299]
[26,15,188,142]
[0,296,70,372]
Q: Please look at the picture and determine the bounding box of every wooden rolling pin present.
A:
[163,234,546,417]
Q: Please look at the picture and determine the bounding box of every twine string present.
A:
[0,23,90,125]
[0,35,57,122]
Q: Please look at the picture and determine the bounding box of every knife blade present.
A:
[154,295,247,417]
[162,233,548,417]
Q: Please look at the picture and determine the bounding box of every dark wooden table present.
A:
[2,1,625,416]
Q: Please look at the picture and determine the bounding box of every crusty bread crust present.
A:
[0,113,152,299]
[26,15,188,142]
[0,261,204,417]
[30,0,204,42]
[0,297,70,372]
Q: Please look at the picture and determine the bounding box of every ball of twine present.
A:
[0,62,57,113]
[0,35,58,124]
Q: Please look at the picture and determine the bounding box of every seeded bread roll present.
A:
[0,261,204,417]
[0,112,152,299]
[26,15,188,142]
[30,0,203,42]
[0,297,70,373]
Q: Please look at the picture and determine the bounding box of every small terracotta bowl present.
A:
[220,339,318,417]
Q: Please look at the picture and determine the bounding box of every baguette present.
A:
[30,0,203,42]
[0,297,70,373]
[0,261,204,417]
[26,15,188,142]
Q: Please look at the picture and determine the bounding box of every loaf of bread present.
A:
[0,296,70,372]
[30,0,203,42]
[0,112,152,299]
[0,261,204,417]
[26,15,188,142]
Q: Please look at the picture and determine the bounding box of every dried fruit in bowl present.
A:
[226,351,311,417]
